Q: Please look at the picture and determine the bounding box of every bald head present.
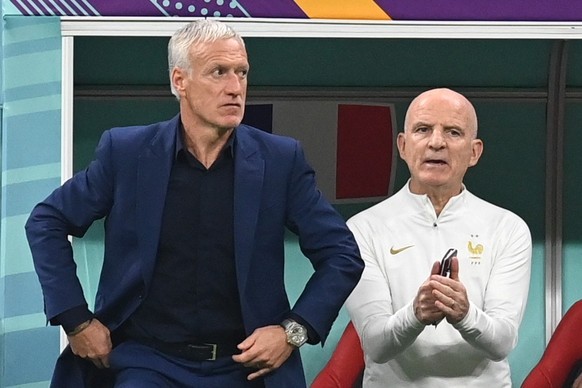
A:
[404,88,478,138]
[397,87,484,203]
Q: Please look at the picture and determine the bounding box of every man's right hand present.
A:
[413,261,446,325]
[68,318,112,369]
[233,325,294,381]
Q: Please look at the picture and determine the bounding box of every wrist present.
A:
[67,319,92,336]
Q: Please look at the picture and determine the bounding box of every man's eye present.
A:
[416,127,429,133]
[213,68,225,76]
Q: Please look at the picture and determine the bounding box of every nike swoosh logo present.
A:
[390,245,414,255]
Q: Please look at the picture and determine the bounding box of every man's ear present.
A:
[396,132,406,159]
[469,139,484,167]
[171,68,187,97]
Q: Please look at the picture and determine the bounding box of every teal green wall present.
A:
[74,37,553,88]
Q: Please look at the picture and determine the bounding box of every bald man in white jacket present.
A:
[345,88,531,387]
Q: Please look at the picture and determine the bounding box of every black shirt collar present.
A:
[175,121,236,160]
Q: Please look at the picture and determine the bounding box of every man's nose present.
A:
[225,73,244,95]
[428,129,446,149]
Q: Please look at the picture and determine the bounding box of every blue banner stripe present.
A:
[4,82,61,102]
[3,54,61,90]
[3,110,61,170]
[0,272,44,318]
[2,163,61,186]
[3,313,48,334]
[3,14,58,29]
[1,215,37,278]
[3,178,61,218]
[3,16,60,44]
[3,327,60,386]
[3,36,61,57]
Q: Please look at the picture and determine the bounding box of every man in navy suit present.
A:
[25,20,363,388]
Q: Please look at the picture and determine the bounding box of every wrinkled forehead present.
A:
[190,37,246,57]
[405,91,478,134]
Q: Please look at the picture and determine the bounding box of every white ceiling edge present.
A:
[60,16,582,39]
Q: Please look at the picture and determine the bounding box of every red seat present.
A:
[522,300,582,387]
[311,322,365,388]
[313,302,582,388]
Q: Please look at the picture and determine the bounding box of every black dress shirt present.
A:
[125,129,246,345]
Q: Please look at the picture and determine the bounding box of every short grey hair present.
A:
[168,19,245,99]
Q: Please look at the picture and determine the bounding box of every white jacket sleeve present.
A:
[453,217,532,360]
[345,222,425,364]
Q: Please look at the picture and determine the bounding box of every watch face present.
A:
[286,322,307,347]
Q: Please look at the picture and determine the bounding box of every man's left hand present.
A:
[429,258,469,324]
[232,325,294,380]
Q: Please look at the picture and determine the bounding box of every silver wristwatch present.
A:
[281,319,308,348]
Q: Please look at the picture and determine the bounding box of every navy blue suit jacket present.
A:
[26,115,363,388]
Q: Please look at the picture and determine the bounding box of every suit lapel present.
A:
[233,127,264,294]
[136,115,180,285]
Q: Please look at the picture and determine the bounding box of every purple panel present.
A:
[8,0,163,16]
[86,2,169,16]
[78,0,250,17]
[10,0,582,20]
[237,0,307,18]
[375,0,582,21]
[139,0,306,18]
[8,0,306,17]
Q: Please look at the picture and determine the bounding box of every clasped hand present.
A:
[413,258,469,325]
